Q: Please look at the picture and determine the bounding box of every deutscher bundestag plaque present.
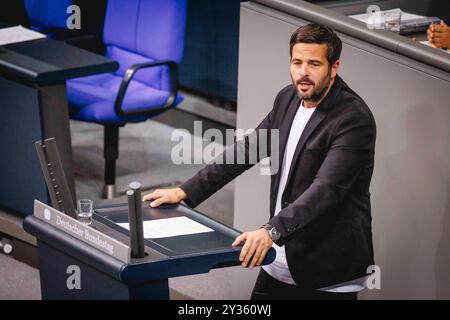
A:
[33,200,130,262]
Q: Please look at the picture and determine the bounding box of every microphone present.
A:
[127,182,145,258]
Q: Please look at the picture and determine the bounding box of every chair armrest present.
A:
[114,60,179,117]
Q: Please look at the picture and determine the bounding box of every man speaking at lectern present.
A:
[143,24,376,300]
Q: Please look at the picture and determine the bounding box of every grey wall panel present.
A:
[340,37,450,300]
[235,3,450,299]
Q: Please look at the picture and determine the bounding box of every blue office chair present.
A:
[24,0,73,36]
[67,0,187,198]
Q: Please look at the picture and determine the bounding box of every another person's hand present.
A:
[232,229,273,269]
[427,20,450,49]
[142,187,187,207]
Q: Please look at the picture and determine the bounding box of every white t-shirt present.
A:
[262,100,367,292]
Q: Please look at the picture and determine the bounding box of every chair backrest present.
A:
[103,0,187,91]
[24,0,73,30]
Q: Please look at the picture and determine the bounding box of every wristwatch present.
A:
[262,223,281,242]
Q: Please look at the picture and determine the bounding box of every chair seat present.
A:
[67,73,183,124]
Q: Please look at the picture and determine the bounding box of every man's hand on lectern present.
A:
[232,229,273,269]
[142,187,187,207]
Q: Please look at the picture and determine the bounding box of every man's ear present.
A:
[331,59,340,79]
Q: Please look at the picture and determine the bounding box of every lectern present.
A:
[24,200,275,299]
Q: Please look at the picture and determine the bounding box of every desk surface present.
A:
[94,202,243,258]
[0,27,118,85]
[251,0,450,73]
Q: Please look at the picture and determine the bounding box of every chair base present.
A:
[102,184,116,199]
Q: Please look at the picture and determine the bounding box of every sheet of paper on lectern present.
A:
[350,8,425,24]
[0,25,46,46]
[118,216,214,239]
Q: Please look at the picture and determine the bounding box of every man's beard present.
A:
[292,69,331,102]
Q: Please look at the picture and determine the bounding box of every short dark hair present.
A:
[289,23,342,66]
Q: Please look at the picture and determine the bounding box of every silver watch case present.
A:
[269,227,281,241]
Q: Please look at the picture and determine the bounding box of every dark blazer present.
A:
[180,75,376,289]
